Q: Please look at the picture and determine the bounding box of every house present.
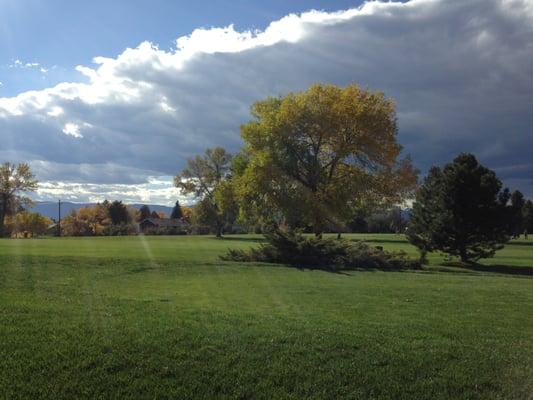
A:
[139,218,188,234]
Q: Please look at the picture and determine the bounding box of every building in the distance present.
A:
[138,218,188,235]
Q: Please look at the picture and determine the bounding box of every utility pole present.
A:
[58,199,61,237]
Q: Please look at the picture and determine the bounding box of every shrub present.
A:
[103,223,137,236]
[188,224,212,235]
[142,226,187,235]
[222,230,420,271]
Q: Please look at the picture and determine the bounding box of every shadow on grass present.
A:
[221,257,533,277]
[265,262,533,277]
[212,236,266,243]
[442,261,533,277]
[348,238,408,245]
[219,258,419,275]
[469,264,533,277]
[507,240,533,247]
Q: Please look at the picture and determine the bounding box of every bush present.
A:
[222,230,420,271]
[103,223,137,236]
[188,224,212,235]
[142,227,187,235]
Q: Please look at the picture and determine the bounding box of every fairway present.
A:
[0,235,532,399]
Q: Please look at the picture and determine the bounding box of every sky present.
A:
[0,0,532,205]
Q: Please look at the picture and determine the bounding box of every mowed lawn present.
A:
[0,235,532,399]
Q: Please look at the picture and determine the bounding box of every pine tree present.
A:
[107,201,129,225]
[170,200,183,219]
[523,200,533,238]
[138,205,151,221]
[508,190,525,237]
[407,153,510,263]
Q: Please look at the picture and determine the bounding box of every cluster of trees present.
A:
[0,159,192,237]
[175,84,530,264]
[62,200,189,236]
[0,162,38,236]
[407,153,530,263]
[138,205,167,221]
[176,83,418,237]
[0,83,531,267]
[62,201,119,236]
[347,208,407,234]
[4,211,52,237]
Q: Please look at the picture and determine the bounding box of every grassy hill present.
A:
[0,234,531,399]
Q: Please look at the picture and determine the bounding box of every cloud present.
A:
[7,59,44,70]
[62,122,83,138]
[35,176,187,205]
[0,0,532,204]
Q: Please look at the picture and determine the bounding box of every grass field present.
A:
[0,234,532,399]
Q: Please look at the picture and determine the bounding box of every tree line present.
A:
[60,200,191,236]
[0,83,531,265]
[176,84,417,237]
[173,83,531,264]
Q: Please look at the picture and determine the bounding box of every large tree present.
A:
[238,83,417,235]
[0,163,38,237]
[407,153,511,263]
[174,147,236,237]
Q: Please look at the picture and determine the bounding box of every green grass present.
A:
[0,234,532,399]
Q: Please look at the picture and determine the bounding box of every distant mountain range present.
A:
[30,201,173,220]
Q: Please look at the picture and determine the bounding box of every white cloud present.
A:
[159,96,175,113]
[47,106,64,117]
[0,0,532,202]
[8,59,42,70]
[35,176,189,205]
[62,123,83,138]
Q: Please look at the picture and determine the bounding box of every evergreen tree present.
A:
[407,153,510,263]
[107,201,129,225]
[523,200,533,238]
[170,200,183,219]
[508,190,525,237]
[138,205,151,221]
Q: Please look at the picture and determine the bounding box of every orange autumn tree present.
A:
[62,204,110,236]
[0,163,38,237]
[238,83,418,235]
[5,211,52,237]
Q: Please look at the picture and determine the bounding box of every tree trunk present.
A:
[0,204,5,238]
[312,217,323,239]
[419,249,428,265]
[459,247,469,263]
[216,224,223,238]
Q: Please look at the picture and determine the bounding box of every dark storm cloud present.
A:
[0,0,532,202]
